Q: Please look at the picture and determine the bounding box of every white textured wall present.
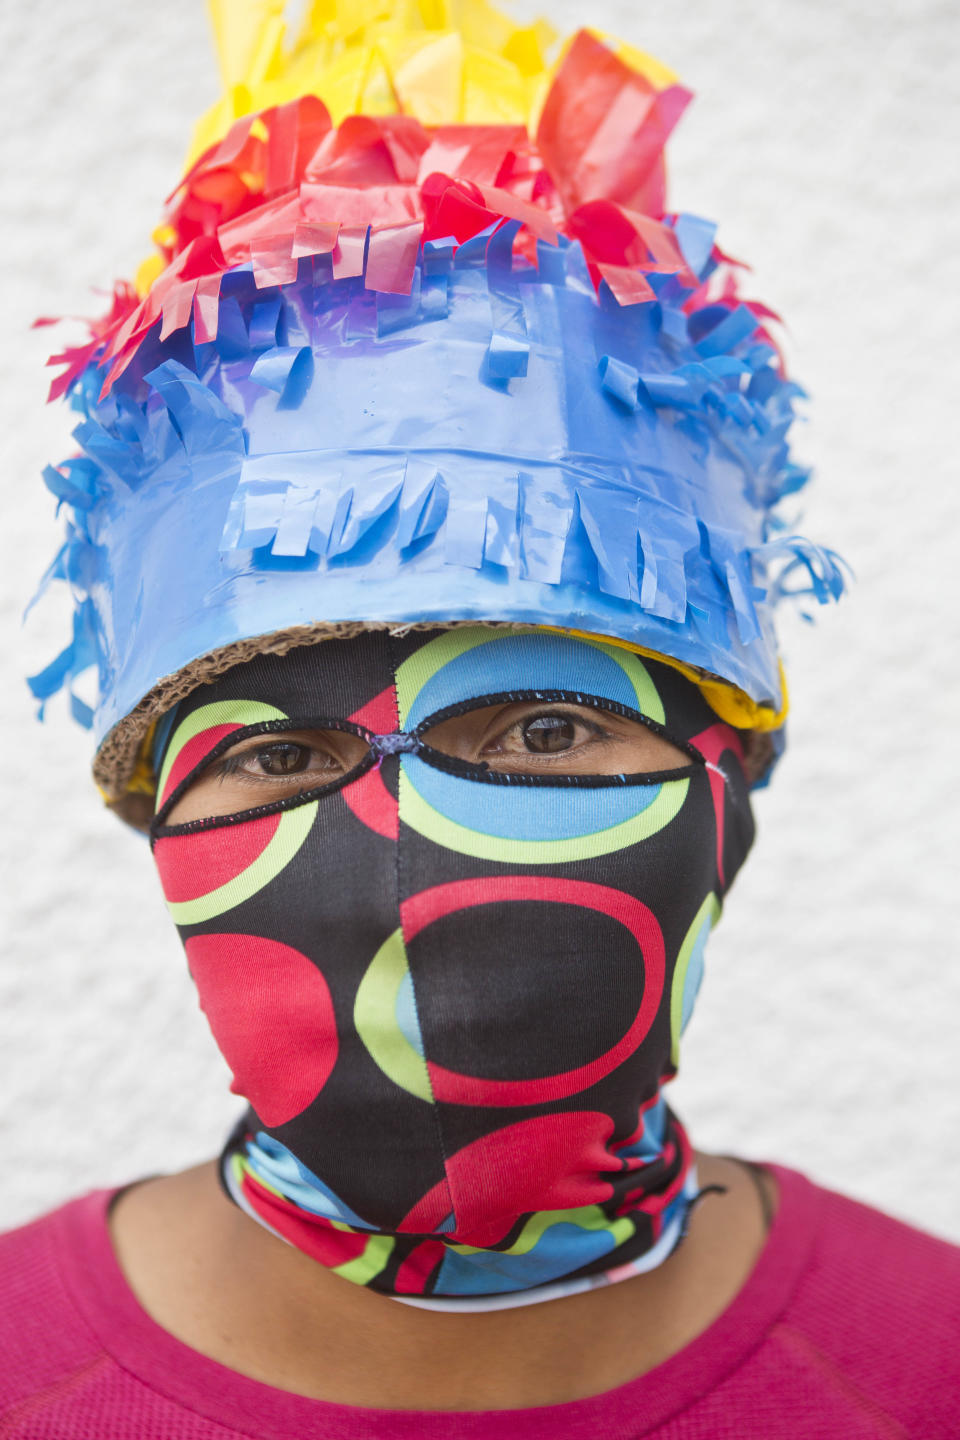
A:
[2,1,958,1241]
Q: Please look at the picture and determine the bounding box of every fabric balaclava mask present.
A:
[150,627,755,1308]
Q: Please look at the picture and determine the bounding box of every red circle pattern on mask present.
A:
[184,933,339,1126]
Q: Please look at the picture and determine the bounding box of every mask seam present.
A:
[391,657,458,1261]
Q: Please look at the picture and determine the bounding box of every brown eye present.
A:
[251,742,311,775]
[522,715,577,753]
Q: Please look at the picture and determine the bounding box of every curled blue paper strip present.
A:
[598,356,641,411]
[42,460,99,512]
[670,213,717,280]
[249,298,281,350]
[422,236,456,275]
[249,346,315,407]
[693,304,759,359]
[27,600,98,729]
[488,332,529,379]
[213,296,252,359]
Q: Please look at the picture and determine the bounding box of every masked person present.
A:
[4,3,959,1435]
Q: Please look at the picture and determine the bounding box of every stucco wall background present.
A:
[1,1,957,1240]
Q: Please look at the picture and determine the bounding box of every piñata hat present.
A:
[29,0,845,824]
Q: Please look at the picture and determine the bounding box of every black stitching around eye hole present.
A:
[148,696,706,839]
[412,745,699,788]
[409,690,704,788]
[413,689,689,742]
[150,717,379,840]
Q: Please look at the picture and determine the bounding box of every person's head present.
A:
[144,624,757,1258]
[27,1,845,1296]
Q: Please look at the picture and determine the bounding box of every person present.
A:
[3,1,958,1434]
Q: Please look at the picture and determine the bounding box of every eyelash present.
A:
[483,709,609,753]
[211,743,330,784]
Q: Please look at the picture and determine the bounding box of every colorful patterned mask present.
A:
[150,628,755,1304]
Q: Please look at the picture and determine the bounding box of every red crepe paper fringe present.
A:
[44,32,742,404]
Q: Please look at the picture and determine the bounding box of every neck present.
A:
[109,1153,776,1409]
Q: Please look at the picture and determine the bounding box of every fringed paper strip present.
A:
[30,233,844,757]
[47,27,698,400]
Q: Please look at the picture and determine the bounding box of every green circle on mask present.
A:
[165,800,319,925]
[669,892,721,1066]
[354,928,434,1103]
[157,698,289,807]
[157,698,317,925]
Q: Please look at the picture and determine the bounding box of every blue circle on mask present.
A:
[405,633,646,731]
[400,753,662,841]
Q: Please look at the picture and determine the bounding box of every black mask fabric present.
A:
[151,627,755,1301]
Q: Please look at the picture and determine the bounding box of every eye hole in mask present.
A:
[152,693,700,833]
[154,718,377,829]
[415,691,696,783]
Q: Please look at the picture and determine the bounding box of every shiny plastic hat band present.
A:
[36,242,838,748]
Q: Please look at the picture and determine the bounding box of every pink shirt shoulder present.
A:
[1,1164,959,1439]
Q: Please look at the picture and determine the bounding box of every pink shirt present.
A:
[1,1164,958,1438]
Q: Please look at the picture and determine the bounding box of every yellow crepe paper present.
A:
[125,0,681,299]
[189,0,674,169]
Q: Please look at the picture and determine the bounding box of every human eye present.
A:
[213,736,343,783]
[419,701,692,777]
[161,727,371,825]
[481,708,608,762]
